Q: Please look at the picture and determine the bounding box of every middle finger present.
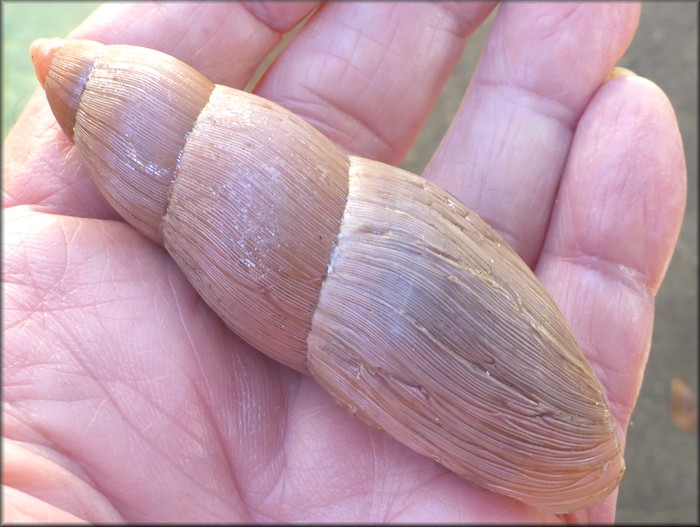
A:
[424,2,640,266]
[254,1,496,165]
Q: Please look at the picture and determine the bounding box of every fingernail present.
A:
[605,67,637,82]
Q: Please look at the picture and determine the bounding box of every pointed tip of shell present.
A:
[30,38,65,88]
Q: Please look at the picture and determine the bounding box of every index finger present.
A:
[3,1,318,218]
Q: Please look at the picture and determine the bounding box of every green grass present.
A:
[2,1,102,139]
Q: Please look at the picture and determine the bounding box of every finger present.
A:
[424,2,640,266]
[2,486,89,523]
[255,2,496,165]
[2,438,122,522]
[70,1,319,87]
[534,74,686,523]
[4,1,318,218]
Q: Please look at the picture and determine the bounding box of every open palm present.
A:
[3,2,686,523]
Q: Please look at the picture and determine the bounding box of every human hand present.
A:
[3,2,686,523]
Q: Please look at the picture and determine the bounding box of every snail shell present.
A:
[34,38,624,513]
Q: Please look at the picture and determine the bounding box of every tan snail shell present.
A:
[33,38,624,513]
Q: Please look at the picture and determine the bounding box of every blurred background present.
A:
[3,1,697,523]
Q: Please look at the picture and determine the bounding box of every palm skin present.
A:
[3,2,686,524]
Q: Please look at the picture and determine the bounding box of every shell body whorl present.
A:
[40,39,624,513]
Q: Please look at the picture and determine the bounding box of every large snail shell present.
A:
[36,39,624,513]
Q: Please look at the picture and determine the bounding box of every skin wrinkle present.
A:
[246,436,288,518]
[586,348,645,435]
[259,51,359,128]
[608,168,640,254]
[431,2,492,39]
[189,3,295,84]
[356,46,395,120]
[161,256,192,326]
[384,467,438,522]
[460,92,572,257]
[3,438,120,522]
[5,119,59,206]
[182,5,237,74]
[492,10,512,86]
[473,77,577,129]
[334,6,399,55]
[58,159,102,215]
[297,85,395,155]
[354,11,447,141]
[113,375,212,457]
[5,101,114,218]
[152,7,188,56]
[2,312,31,340]
[189,379,250,521]
[367,426,380,520]
[8,388,120,521]
[483,495,525,524]
[3,486,84,523]
[265,379,306,519]
[488,106,522,177]
[491,4,621,110]
[532,6,585,43]
[58,155,99,210]
[316,47,364,86]
[9,219,133,316]
[241,2,319,34]
[37,217,70,312]
[302,29,388,116]
[271,390,377,520]
[546,251,653,299]
[373,437,416,522]
[175,311,280,519]
[92,380,228,518]
[597,356,647,429]
[542,258,653,429]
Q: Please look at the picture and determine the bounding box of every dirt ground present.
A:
[401,3,698,523]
